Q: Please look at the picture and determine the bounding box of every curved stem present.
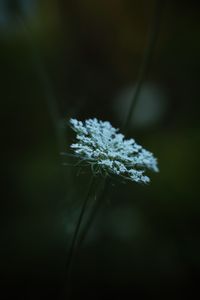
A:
[123,0,164,132]
[62,2,163,298]
[17,17,65,152]
[77,177,110,249]
[78,1,164,246]
[62,175,95,296]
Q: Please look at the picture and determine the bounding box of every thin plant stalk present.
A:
[123,0,164,132]
[75,0,164,251]
[61,175,95,297]
[77,177,110,249]
[17,17,65,152]
[65,176,95,278]
[63,0,164,296]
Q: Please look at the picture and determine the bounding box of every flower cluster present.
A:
[69,118,159,183]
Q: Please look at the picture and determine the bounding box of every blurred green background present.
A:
[1,0,200,299]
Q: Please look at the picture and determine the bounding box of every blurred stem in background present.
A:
[76,0,165,253]
[123,0,164,132]
[18,17,65,153]
[64,1,165,297]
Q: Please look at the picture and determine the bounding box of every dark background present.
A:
[1,0,200,299]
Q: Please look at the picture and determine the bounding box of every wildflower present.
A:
[69,118,159,183]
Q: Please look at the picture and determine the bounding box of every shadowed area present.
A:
[0,0,200,299]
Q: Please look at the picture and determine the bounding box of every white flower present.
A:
[69,118,159,183]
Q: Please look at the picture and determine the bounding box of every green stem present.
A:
[78,0,164,247]
[77,177,110,249]
[17,17,65,152]
[123,0,164,132]
[63,175,95,296]
[63,2,163,297]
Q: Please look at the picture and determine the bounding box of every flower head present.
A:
[69,118,159,183]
